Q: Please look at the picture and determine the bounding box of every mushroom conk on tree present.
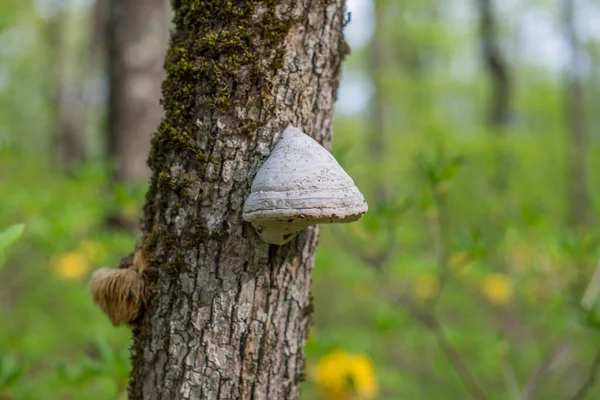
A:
[242,125,368,245]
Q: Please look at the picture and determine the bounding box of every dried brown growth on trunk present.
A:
[90,249,149,326]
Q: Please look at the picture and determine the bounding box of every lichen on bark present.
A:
[128,1,348,399]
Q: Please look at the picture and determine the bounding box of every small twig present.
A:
[502,363,521,400]
[521,340,571,400]
[570,347,600,400]
[332,214,399,271]
[428,188,450,309]
[335,195,486,400]
[332,225,390,270]
[394,293,488,400]
[581,259,600,310]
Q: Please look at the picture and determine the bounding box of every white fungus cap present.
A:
[243,125,368,244]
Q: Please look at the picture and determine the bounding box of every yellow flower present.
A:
[413,274,440,300]
[79,240,105,261]
[481,274,512,305]
[314,350,377,400]
[53,251,89,280]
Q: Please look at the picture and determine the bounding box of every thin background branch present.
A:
[570,348,600,400]
[393,293,488,400]
[521,339,572,400]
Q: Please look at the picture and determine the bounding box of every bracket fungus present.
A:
[243,125,368,245]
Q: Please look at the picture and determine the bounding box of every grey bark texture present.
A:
[128,1,348,399]
[107,0,168,183]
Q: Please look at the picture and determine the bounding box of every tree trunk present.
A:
[563,0,589,228]
[476,0,511,192]
[47,10,86,170]
[128,1,347,399]
[477,0,510,129]
[107,0,167,184]
[368,0,386,205]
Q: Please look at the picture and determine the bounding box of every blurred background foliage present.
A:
[1,0,600,399]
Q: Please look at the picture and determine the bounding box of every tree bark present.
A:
[128,1,347,399]
[107,0,167,184]
[563,0,589,228]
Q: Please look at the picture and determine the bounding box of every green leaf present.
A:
[95,337,116,365]
[0,17,11,32]
[0,224,25,253]
[80,356,104,375]
[577,303,600,332]
[0,355,24,388]
[56,364,81,385]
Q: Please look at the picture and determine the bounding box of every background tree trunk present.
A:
[128,1,347,399]
[47,8,86,170]
[368,0,386,205]
[476,0,511,193]
[563,0,589,228]
[477,0,510,129]
[107,0,168,184]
